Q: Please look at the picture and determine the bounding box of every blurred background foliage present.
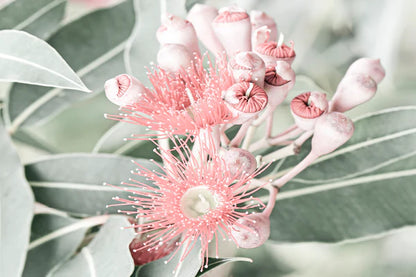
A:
[1,0,415,276]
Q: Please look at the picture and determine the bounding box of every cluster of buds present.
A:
[103,3,384,270]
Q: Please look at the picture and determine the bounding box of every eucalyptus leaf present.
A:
[23,213,88,277]
[51,216,135,277]
[25,153,159,216]
[5,0,135,130]
[196,257,252,276]
[265,106,416,242]
[0,0,66,40]
[0,122,34,277]
[0,30,89,91]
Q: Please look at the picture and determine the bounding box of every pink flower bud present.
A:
[231,213,270,249]
[255,41,296,66]
[345,58,385,84]
[187,4,225,55]
[104,74,149,106]
[229,51,266,87]
[220,147,257,177]
[290,91,328,130]
[157,14,200,56]
[330,74,377,112]
[252,26,271,49]
[212,6,252,56]
[312,112,354,156]
[250,10,278,41]
[264,61,295,108]
[223,82,268,124]
[157,43,193,73]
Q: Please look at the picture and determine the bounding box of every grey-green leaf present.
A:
[5,0,135,130]
[23,213,88,277]
[25,153,159,216]
[0,121,34,277]
[0,30,89,92]
[51,216,135,277]
[0,0,66,40]
[267,106,416,243]
[196,257,252,276]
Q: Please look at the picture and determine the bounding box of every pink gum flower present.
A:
[264,61,295,108]
[223,82,268,124]
[104,74,150,107]
[255,41,296,67]
[330,74,377,113]
[250,10,278,41]
[229,51,266,87]
[187,4,225,55]
[157,13,200,57]
[290,91,328,131]
[345,58,385,84]
[157,43,193,73]
[212,6,252,57]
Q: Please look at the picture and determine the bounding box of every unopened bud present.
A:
[264,61,295,108]
[312,112,354,156]
[157,14,200,56]
[104,74,149,106]
[157,44,193,73]
[252,26,271,49]
[220,147,257,177]
[129,235,179,265]
[231,213,270,249]
[345,58,385,84]
[212,6,252,56]
[229,51,266,87]
[255,41,296,67]
[250,10,278,41]
[223,82,268,124]
[187,4,225,55]
[290,91,328,130]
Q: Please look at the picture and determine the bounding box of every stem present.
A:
[241,125,256,149]
[160,0,167,17]
[220,124,230,146]
[229,120,252,147]
[261,144,297,164]
[293,130,313,149]
[272,151,319,188]
[263,186,278,217]
[249,124,300,152]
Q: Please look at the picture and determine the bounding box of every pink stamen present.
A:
[256,41,295,58]
[214,11,249,23]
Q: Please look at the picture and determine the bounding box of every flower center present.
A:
[180,186,219,218]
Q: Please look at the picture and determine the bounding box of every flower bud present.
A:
[187,4,225,55]
[104,74,149,106]
[250,10,278,41]
[129,234,179,265]
[157,13,200,56]
[223,82,268,124]
[157,43,193,73]
[212,6,252,57]
[330,74,377,112]
[312,112,354,156]
[255,41,296,67]
[290,91,328,130]
[252,26,271,49]
[231,213,270,249]
[220,147,257,177]
[229,51,266,87]
[264,61,295,108]
[345,58,385,84]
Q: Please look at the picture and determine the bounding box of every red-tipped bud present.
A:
[157,13,200,56]
[264,61,295,108]
[229,51,266,87]
[250,10,278,41]
[291,91,328,130]
[223,82,268,124]
[104,74,149,106]
[231,213,270,249]
[187,4,225,55]
[346,58,385,84]
[220,147,257,177]
[312,112,354,156]
[330,74,377,112]
[252,26,271,49]
[157,43,193,73]
[255,41,296,67]
[212,6,252,56]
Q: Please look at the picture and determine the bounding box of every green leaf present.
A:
[0,30,89,91]
[196,257,252,276]
[22,213,90,277]
[136,243,202,277]
[5,0,135,131]
[25,153,159,216]
[0,121,34,276]
[0,0,66,40]
[51,216,135,277]
[265,106,416,243]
